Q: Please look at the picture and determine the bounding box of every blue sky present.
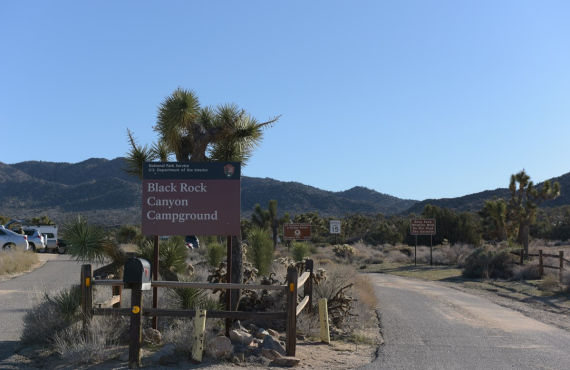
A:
[1,1,569,200]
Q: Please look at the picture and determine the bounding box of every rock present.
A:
[270,356,301,367]
[261,334,286,355]
[148,343,176,364]
[232,352,245,363]
[261,348,282,360]
[253,338,263,345]
[231,320,246,331]
[247,323,259,332]
[255,328,270,339]
[143,328,162,345]
[206,336,233,359]
[267,329,280,338]
[230,329,253,346]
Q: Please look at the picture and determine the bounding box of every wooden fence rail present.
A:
[81,259,315,368]
[509,250,566,282]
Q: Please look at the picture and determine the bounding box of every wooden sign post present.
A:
[410,219,437,265]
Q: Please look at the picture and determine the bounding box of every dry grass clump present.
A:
[383,249,411,263]
[537,274,561,293]
[52,316,126,364]
[0,250,38,275]
[510,264,541,280]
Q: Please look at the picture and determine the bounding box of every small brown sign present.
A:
[410,219,436,235]
[283,223,311,241]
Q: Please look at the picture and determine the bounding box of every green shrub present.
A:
[292,242,310,262]
[206,242,226,267]
[462,248,513,279]
[247,227,274,275]
[332,244,356,259]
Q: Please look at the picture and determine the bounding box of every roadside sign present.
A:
[141,162,241,236]
[330,220,341,234]
[410,218,436,235]
[283,223,311,240]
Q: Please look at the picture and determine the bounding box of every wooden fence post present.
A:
[129,285,143,369]
[520,249,524,265]
[538,250,543,278]
[286,266,298,356]
[558,251,564,283]
[81,264,93,335]
[304,259,314,313]
[192,309,207,363]
[319,298,330,344]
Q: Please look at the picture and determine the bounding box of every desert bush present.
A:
[332,244,356,259]
[168,277,222,310]
[52,316,125,364]
[510,264,541,280]
[21,285,82,344]
[383,249,411,263]
[206,241,225,268]
[0,250,38,275]
[462,248,513,279]
[247,227,274,275]
[538,274,560,293]
[139,236,188,277]
[115,225,142,244]
[292,242,310,262]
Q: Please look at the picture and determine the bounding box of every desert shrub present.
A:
[206,241,225,268]
[139,237,188,277]
[168,277,222,310]
[52,316,125,364]
[0,250,38,275]
[247,227,274,275]
[115,225,142,244]
[332,244,356,259]
[21,285,82,344]
[537,274,560,293]
[510,264,541,280]
[291,242,310,262]
[462,248,513,279]
[384,249,411,263]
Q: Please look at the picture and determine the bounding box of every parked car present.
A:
[55,239,68,254]
[23,228,46,252]
[0,225,29,251]
[185,235,200,249]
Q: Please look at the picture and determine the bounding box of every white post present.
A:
[319,298,330,344]
[192,309,207,362]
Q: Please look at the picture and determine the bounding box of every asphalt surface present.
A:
[0,254,87,366]
[361,274,570,370]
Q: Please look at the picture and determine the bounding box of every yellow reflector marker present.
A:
[289,283,295,292]
[85,277,91,287]
[132,306,140,314]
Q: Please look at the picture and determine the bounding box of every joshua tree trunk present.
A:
[518,222,530,258]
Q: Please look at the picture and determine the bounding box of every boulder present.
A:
[267,329,280,338]
[205,336,233,359]
[255,328,270,339]
[261,348,282,361]
[261,334,285,355]
[270,356,301,367]
[230,329,254,346]
[143,328,162,345]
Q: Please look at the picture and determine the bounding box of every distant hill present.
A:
[0,158,417,225]
[405,172,570,214]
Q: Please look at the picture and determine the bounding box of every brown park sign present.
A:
[410,218,436,235]
[283,223,311,241]
[142,162,241,236]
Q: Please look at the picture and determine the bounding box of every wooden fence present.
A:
[80,260,315,368]
[510,250,568,282]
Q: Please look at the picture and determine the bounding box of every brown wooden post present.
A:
[152,235,159,330]
[81,264,93,335]
[520,248,524,265]
[286,266,298,356]
[225,236,232,336]
[558,251,564,283]
[129,285,143,369]
[304,259,313,313]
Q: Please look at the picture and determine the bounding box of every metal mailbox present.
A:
[123,257,152,290]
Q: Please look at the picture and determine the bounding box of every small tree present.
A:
[507,170,560,257]
[247,227,273,275]
[479,199,508,241]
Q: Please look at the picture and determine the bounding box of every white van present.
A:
[25,225,60,252]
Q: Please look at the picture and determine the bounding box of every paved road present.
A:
[0,254,88,366]
[361,274,570,370]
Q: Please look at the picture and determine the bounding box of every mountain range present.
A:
[0,158,568,225]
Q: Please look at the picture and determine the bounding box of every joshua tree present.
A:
[251,200,284,249]
[479,199,508,241]
[126,87,279,308]
[507,170,560,257]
